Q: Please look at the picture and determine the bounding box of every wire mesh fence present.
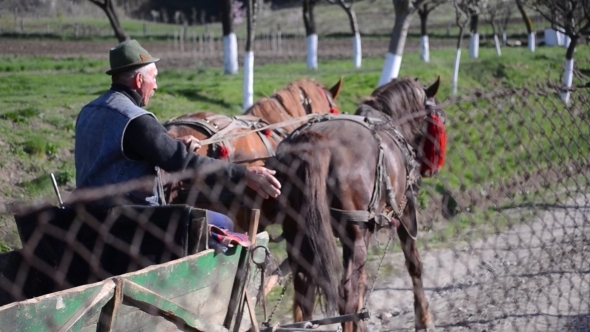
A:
[0,79,588,332]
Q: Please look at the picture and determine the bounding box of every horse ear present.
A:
[425,76,440,98]
[328,76,344,100]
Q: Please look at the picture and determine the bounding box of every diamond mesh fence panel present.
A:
[0,81,588,332]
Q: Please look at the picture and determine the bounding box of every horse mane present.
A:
[355,77,428,144]
[244,78,331,123]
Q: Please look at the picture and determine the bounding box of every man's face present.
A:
[138,65,158,106]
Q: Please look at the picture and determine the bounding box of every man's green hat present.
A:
[106,39,159,75]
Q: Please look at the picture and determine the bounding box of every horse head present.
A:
[355,76,447,177]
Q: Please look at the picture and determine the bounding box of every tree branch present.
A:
[88,0,105,8]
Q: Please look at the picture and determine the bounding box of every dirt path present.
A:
[365,192,590,332]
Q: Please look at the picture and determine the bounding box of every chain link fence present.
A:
[0,80,588,331]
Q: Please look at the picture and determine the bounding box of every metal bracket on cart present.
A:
[259,310,370,332]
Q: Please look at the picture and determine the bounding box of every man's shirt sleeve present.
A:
[122,114,247,185]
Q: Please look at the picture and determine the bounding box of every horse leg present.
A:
[338,225,369,332]
[397,225,435,331]
[293,268,315,322]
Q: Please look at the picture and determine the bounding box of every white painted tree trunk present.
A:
[561,58,574,105]
[563,35,571,48]
[242,51,254,110]
[420,35,430,62]
[353,33,362,68]
[528,33,535,52]
[452,49,461,95]
[502,31,507,46]
[378,9,410,88]
[494,34,502,56]
[469,33,479,58]
[306,34,318,69]
[378,53,403,87]
[223,32,239,74]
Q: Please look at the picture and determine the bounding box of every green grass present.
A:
[0,55,106,73]
[0,44,587,249]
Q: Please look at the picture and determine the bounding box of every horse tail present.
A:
[278,131,340,316]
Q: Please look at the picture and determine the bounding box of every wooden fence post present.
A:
[180,29,185,53]
[277,25,282,55]
[174,30,179,52]
[192,31,197,59]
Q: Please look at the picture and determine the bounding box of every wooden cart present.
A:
[0,204,267,332]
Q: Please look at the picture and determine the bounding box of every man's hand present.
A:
[245,166,281,199]
[176,135,201,153]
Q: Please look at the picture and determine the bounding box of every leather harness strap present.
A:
[163,115,285,162]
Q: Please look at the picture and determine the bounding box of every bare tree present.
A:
[325,0,362,68]
[303,0,320,69]
[451,0,472,95]
[417,0,447,62]
[243,0,259,109]
[527,0,590,103]
[466,0,486,58]
[377,0,429,87]
[221,0,239,75]
[516,0,535,51]
[87,0,129,42]
[486,0,512,55]
[498,0,513,45]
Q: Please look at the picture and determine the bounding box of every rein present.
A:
[178,108,437,149]
[188,113,322,147]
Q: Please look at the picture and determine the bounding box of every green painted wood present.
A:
[123,246,242,300]
[122,279,229,332]
[0,231,270,332]
[56,280,115,332]
[81,267,238,332]
[0,283,104,332]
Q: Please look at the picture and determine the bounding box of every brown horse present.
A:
[262,77,446,332]
[162,78,343,230]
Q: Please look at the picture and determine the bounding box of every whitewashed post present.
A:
[561,58,574,104]
[180,29,185,53]
[353,33,362,68]
[199,33,203,54]
[420,35,429,62]
[469,33,479,58]
[243,0,258,110]
[377,8,410,87]
[452,49,461,95]
[306,34,318,69]
[277,25,283,55]
[223,32,238,74]
[193,31,197,59]
[174,30,179,51]
[494,34,501,56]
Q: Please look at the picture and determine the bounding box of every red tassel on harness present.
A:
[218,145,230,159]
[329,107,339,114]
[420,114,447,176]
[263,129,272,137]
